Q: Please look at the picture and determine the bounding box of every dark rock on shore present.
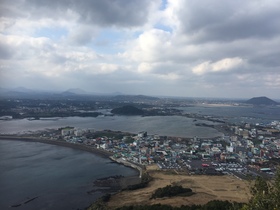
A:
[88,175,141,195]
[195,123,214,128]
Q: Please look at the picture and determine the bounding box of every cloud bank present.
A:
[0,0,280,98]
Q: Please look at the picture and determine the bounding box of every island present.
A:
[111,105,144,115]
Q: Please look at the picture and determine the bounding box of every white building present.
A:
[61,128,74,136]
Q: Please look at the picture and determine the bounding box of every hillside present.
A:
[104,165,250,209]
[64,88,87,95]
[111,105,144,115]
[246,96,278,105]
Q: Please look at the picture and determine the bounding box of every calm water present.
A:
[1,105,279,138]
[0,140,138,210]
[179,105,280,124]
[0,115,222,138]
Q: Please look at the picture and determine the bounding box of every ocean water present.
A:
[0,140,138,210]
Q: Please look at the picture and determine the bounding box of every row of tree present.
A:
[115,200,244,210]
[150,185,193,199]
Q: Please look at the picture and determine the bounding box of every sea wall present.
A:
[110,156,143,178]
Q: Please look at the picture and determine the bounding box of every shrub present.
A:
[151,185,193,199]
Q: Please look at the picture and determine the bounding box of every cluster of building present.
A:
[225,121,280,163]
[37,120,278,179]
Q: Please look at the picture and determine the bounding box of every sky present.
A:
[0,0,280,99]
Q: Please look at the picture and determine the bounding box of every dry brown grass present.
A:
[107,164,251,208]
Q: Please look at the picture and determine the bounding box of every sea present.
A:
[0,105,279,209]
[0,140,138,210]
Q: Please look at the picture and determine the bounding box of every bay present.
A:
[0,115,222,138]
[0,140,138,210]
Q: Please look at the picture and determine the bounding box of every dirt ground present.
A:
[107,164,251,208]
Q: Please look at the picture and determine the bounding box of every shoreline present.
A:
[109,156,143,178]
[0,135,113,158]
[0,135,143,209]
[0,135,143,177]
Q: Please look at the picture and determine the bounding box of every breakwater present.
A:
[110,156,143,178]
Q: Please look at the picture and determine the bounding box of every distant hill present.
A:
[63,88,88,95]
[246,96,278,105]
[9,87,36,93]
[111,105,144,115]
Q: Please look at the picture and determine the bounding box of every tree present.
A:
[243,167,280,210]
[151,185,193,199]
[271,167,280,209]
[247,176,272,209]
[124,136,134,144]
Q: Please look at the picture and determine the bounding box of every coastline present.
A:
[0,135,142,210]
[0,135,143,177]
[109,156,143,178]
[0,135,113,158]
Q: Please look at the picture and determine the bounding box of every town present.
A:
[16,118,280,180]
[1,95,280,180]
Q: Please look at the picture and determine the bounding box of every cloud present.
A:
[137,62,153,73]
[1,0,156,27]
[1,0,280,98]
[192,57,244,75]
[0,41,13,59]
[124,29,172,63]
[67,25,97,45]
[174,0,280,42]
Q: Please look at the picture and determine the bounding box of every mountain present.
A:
[63,88,88,95]
[11,87,37,93]
[246,96,278,105]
